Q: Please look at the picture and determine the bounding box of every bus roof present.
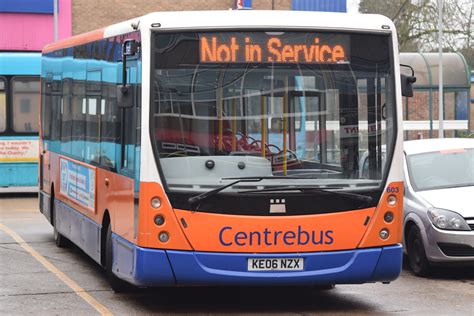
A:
[44,10,396,53]
[0,52,41,75]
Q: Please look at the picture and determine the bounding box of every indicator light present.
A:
[387,195,397,206]
[154,215,165,226]
[384,211,394,223]
[151,197,161,209]
[379,228,389,240]
[159,231,169,243]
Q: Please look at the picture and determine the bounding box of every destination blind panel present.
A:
[199,32,350,64]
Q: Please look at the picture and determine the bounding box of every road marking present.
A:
[0,223,113,316]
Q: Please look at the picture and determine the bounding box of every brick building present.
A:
[71,0,292,35]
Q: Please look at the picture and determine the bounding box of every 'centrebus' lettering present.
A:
[200,34,348,64]
[219,226,335,247]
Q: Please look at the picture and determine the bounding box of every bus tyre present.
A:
[407,225,430,277]
[105,225,132,292]
[53,226,69,248]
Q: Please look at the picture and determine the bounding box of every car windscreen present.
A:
[407,148,474,191]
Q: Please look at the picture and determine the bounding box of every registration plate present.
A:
[247,258,304,271]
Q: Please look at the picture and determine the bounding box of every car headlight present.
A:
[427,208,470,231]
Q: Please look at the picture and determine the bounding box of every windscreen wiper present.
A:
[188,176,313,206]
[238,186,373,203]
[187,177,265,206]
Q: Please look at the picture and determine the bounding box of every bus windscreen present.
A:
[152,30,396,214]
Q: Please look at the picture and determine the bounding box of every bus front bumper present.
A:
[112,234,402,287]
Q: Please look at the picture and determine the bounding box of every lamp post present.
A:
[54,0,58,42]
[438,0,443,138]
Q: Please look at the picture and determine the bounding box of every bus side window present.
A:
[72,80,86,160]
[85,70,102,165]
[121,66,137,172]
[12,77,40,133]
[100,84,119,169]
[61,79,73,155]
[0,78,6,133]
[121,102,136,171]
[50,79,62,143]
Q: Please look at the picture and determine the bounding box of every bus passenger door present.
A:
[40,76,54,193]
[115,59,141,241]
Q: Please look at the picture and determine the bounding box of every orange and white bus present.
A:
[39,10,411,290]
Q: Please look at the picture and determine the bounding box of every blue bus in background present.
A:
[0,52,41,192]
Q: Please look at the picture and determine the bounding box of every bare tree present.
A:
[359,0,473,66]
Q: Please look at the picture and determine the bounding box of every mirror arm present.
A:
[121,42,128,92]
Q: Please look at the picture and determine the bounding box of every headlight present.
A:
[427,208,470,231]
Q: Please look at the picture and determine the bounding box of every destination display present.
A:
[200,32,350,64]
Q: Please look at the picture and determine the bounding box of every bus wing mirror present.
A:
[118,39,139,108]
[400,64,416,97]
[117,85,134,108]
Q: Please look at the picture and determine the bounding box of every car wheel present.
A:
[407,225,430,277]
[105,224,133,292]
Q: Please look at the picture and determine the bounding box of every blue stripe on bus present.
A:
[0,52,41,75]
[111,232,402,286]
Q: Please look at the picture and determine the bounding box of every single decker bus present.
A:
[39,10,413,290]
[0,52,41,193]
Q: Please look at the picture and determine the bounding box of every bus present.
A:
[39,10,412,290]
[0,52,41,193]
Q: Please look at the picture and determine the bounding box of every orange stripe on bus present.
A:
[174,208,374,253]
[43,28,106,53]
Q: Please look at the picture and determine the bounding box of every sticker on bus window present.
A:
[60,158,96,211]
[0,139,38,162]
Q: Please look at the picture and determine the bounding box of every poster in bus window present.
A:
[0,139,39,162]
[60,158,96,210]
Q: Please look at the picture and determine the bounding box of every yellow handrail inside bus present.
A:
[218,97,223,151]
[283,80,288,176]
[260,95,266,157]
[232,98,237,152]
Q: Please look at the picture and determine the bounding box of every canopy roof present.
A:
[399,52,470,88]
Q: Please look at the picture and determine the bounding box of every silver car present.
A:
[403,138,474,276]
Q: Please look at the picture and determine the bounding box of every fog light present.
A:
[151,197,161,209]
[387,195,397,206]
[384,211,394,223]
[158,231,169,243]
[154,215,165,226]
[379,228,389,240]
